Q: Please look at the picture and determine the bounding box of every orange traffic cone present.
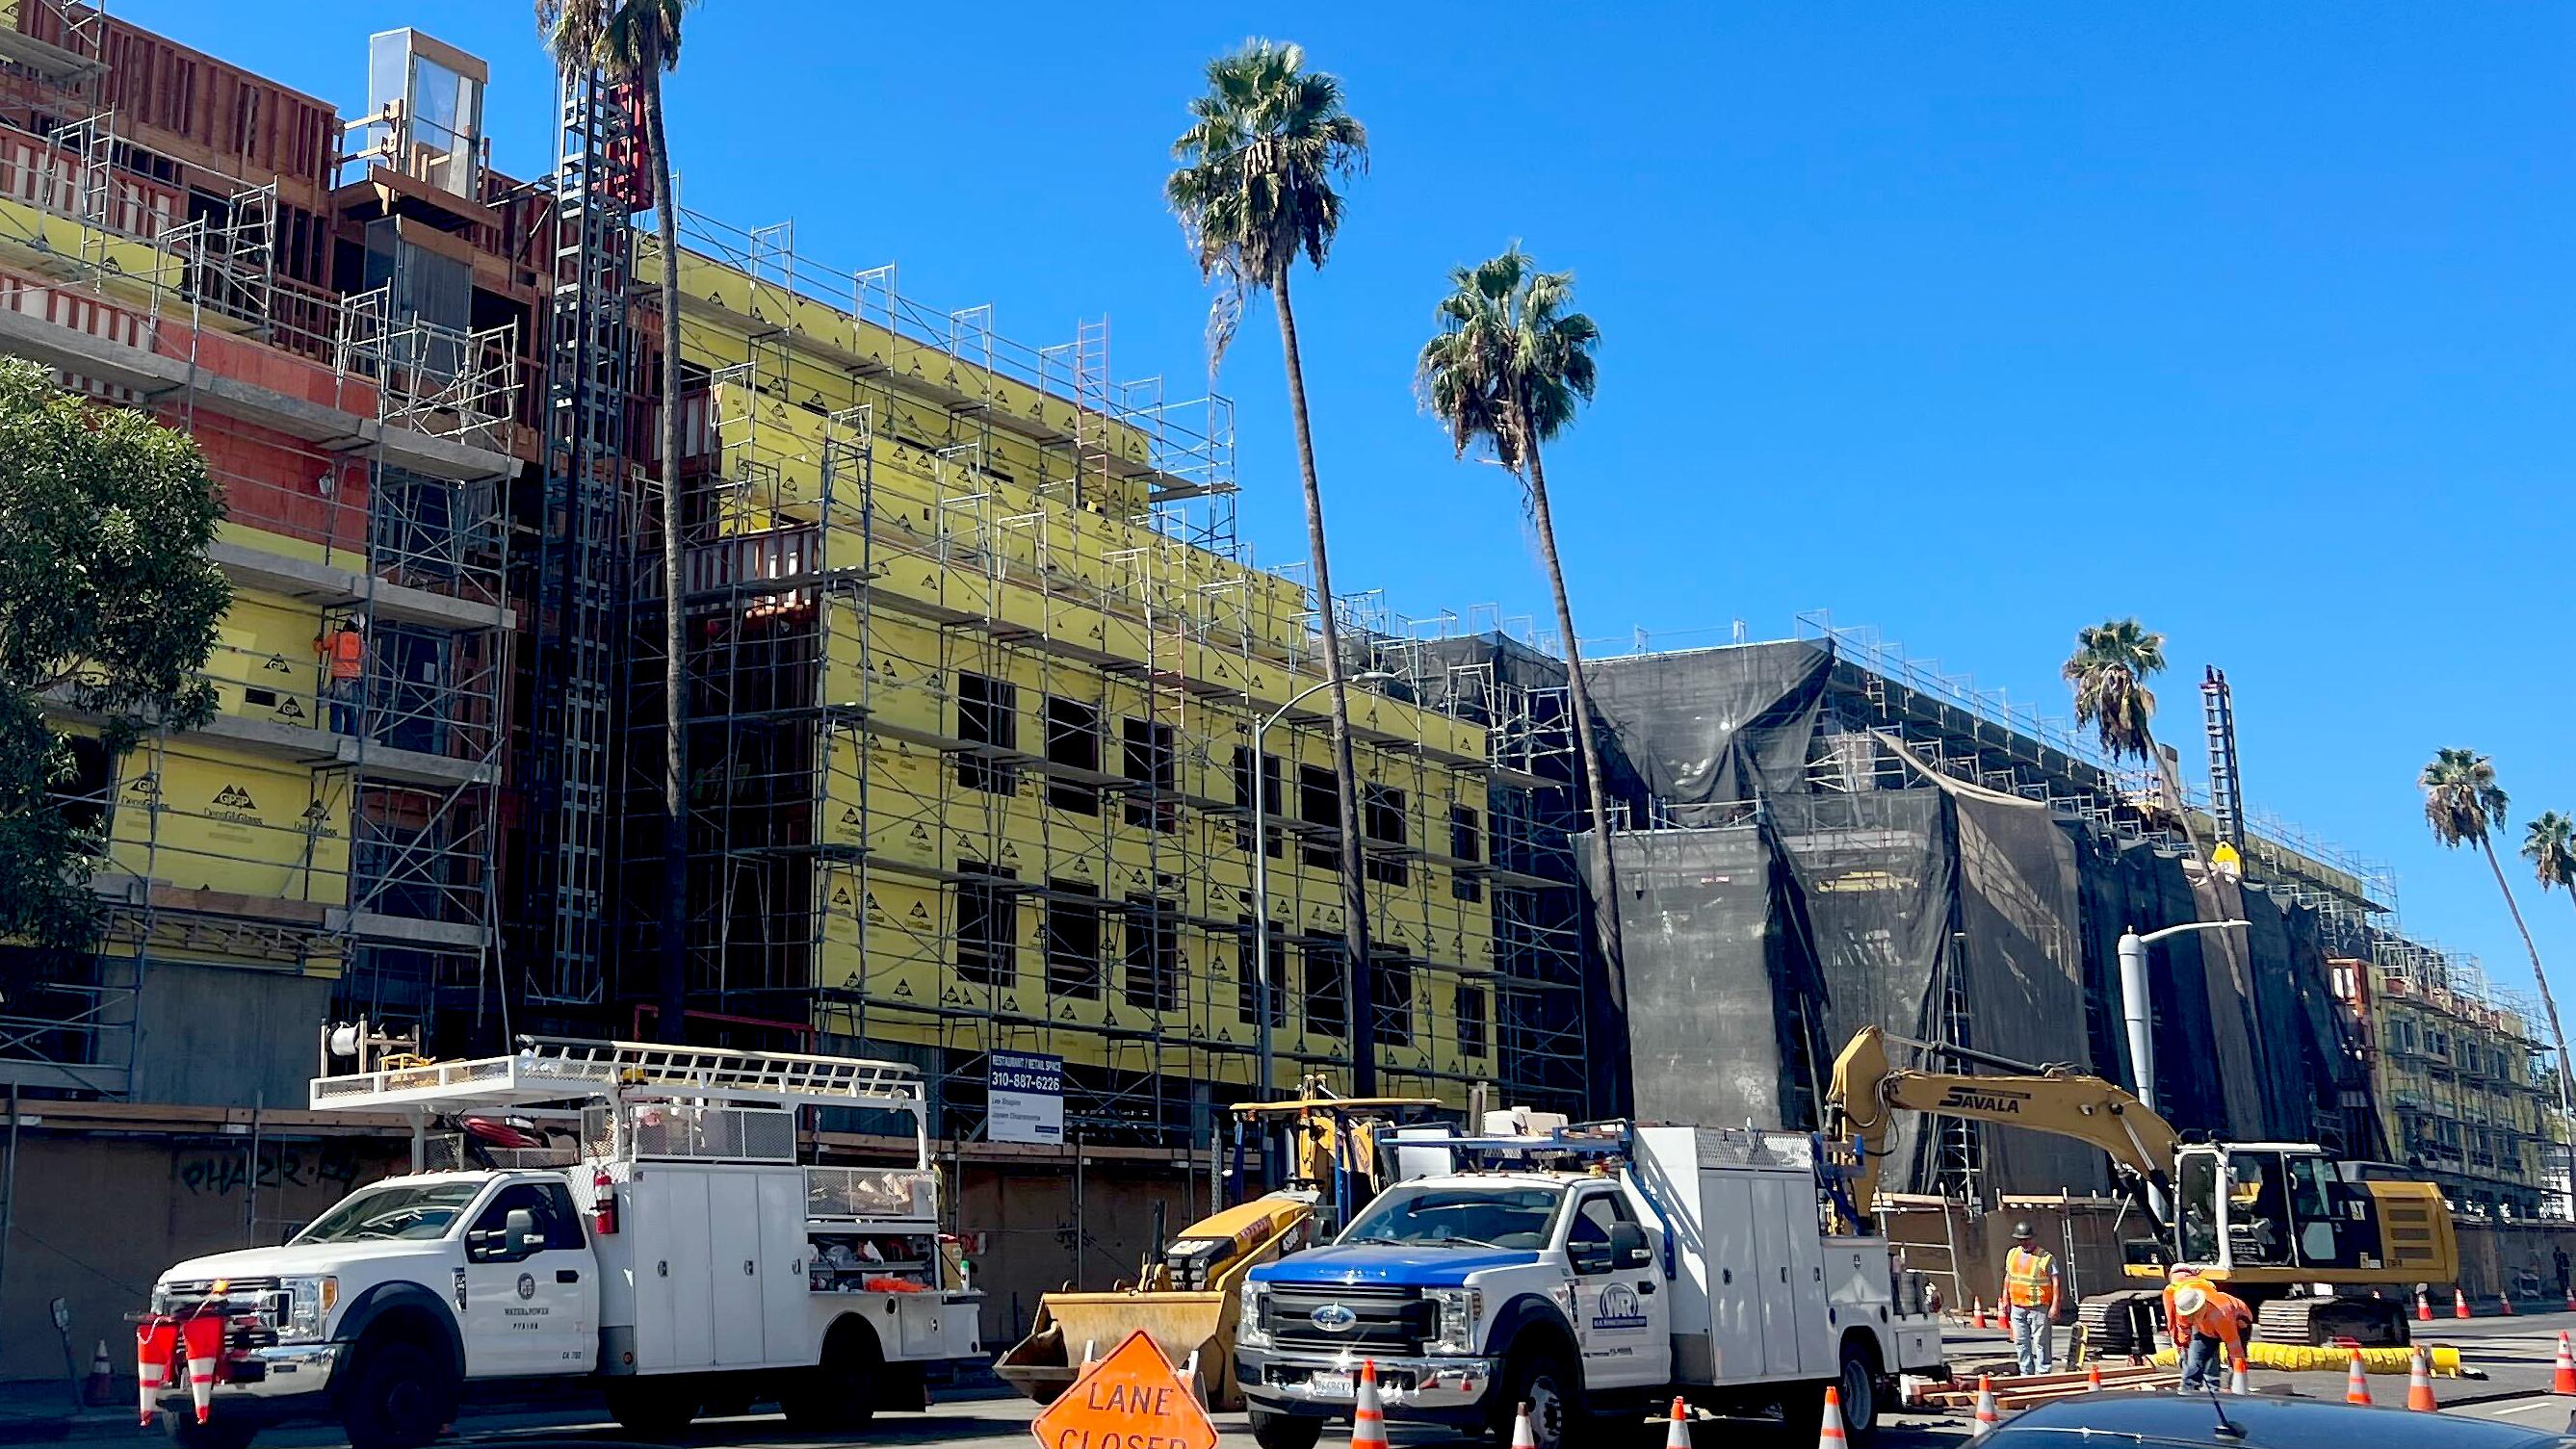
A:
[81,1338,113,1408]
[2086,1360,2103,1390]
[2501,1292,2516,1317]
[1973,1298,1990,1330]
[2454,1288,2472,1320]
[1353,1360,1392,1449]
[2416,1287,2433,1322]
[1665,1396,1692,1448]
[1972,1374,2000,1438]
[2407,1349,2438,1411]
[2230,1355,2251,1395]
[2554,1332,2576,1396]
[1506,1395,1537,1449]
[134,1322,172,1427]
[1818,1384,1848,1449]
[179,1314,221,1426]
[2345,1349,2373,1407]
[2564,1288,2574,1313]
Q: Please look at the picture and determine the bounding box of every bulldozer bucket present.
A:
[993,1288,1242,1410]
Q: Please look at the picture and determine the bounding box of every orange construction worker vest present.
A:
[2005,1246,2053,1307]
[323,630,363,682]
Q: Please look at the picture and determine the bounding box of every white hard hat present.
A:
[2173,1285,2208,1317]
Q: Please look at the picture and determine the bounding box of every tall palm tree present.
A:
[2528,812,2576,903]
[1417,245,1627,1107]
[540,0,697,1040]
[1167,40,1380,1092]
[2063,618,2203,864]
[2422,749,2574,1110]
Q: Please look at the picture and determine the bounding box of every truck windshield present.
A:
[1338,1184,1562,1251]
[295,1182,482,1244]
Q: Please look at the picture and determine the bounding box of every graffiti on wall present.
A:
[176,1142,370,1200]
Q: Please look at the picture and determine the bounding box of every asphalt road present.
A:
[175,1309,2576,1449]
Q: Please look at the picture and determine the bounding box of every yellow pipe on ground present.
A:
[2147,1344,2465,1376]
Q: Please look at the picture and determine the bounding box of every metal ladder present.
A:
[519,1036,924,1104]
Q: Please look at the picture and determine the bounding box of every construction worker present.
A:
[2162,1263,2210,1350]
[314,617,363,735]
[2002,1222,2060,1375]
[2169,1282,2251,1393]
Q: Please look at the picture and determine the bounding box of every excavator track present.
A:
[2073,1290,2168,1361]
[2253,1295,2410,1348]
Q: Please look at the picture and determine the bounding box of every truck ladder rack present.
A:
[519,1037,924,1108]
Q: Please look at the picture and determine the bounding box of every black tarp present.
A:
[1590,642,1834,808]
[1618,825,1806,1132]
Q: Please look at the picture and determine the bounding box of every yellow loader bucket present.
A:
[994,1288,1242,1410]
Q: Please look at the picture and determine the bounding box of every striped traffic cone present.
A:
[1665,1395,1692,1447]
[1973,1298,1990,1330]
[1352,1360,1392,1449]
[2407,1349,2438,1411]
[2416,1287,2433,1322]
[81,1339,113,1408]
[1506,1396,1537,1449]
[2553,1332,2576,1396]
[134,1322,172,1427]
[180,1314,222,1426]
[2230,1356,2250,1396]
[2501,1292,2516,1317]
[2454,1288,2472,1320]
[2345,1349,2373,1407]
[2563,1287,2574,1313]
[2086,1361,2103,1391]
[1972,1374,2000,1438]
[1818,1384,1848,1449]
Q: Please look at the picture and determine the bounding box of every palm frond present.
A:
[1417,243,1601,481]
[2420,746,2506,848]
[2061,618,2166,762]
[2522,811,2576,893]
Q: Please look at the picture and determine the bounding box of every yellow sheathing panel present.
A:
[108,740,351,912]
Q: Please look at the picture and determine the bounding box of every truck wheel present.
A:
[782,1322,880,1433]
[339,1339,454,1449]
[1785,1339,1882,1447]
[602,1378,700,1438]
[1495,1348,1582,1449]
[161,1413,256,1449]
[1248,1410,1325,1449]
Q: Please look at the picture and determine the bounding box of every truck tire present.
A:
[1248,1410,1325,1449]
[1494,1347,1582,1449]
[1784,1337,1882,1448]
[339,1338,454,1449]
[161,1412,256,1449]
[601,1377,700,1438]
[782,1320,880,1433]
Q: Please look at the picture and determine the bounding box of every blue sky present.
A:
[142,3,2576,1009]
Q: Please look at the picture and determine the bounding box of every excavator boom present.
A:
[1827,1025,2179,1220]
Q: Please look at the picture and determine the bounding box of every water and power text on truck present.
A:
[133,1028,981,1449]
[1233,1111,1947,1449]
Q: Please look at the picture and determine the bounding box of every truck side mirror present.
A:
[1609,1221,1652,1269]
[505,1207,540,1257]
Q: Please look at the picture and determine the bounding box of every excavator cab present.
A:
[2173,1143,2382,1276]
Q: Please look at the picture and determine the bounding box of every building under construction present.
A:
[1576,616,2563,1219]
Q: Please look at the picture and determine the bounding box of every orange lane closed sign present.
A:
[1028,1328,1218,1449]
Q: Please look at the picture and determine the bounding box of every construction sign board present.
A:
[1028,1328,1216,1449]
[989,1049,1063,1145]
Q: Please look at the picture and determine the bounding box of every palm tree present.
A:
[540,0,697,1040]
[1417,245,1627,1106]
[2423,749,2574,1111]
[1167,40,1380,1092]
[2529,812,2576,902]
[2062,618,2203,863]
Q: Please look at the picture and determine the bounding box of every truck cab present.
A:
[1236,1120,1943,1449]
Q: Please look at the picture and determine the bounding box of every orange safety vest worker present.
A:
[317,626,363,682]
[2003,1245,2057,1310]
[2164,1270,2211,1345]
[2176,1286,2251,1353]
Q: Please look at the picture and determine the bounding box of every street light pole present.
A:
[2117,919,2251,1116]
[1251,671,1396,1161]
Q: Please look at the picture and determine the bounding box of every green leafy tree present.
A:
[1167,39,1381,1090]
[2063,618,2203,863]
[0,357,228,953]
[1417,244,1627,1102]
[539,0,698,1039]
[2422,749,2573,1109]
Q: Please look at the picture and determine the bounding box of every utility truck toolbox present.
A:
[1236,1117,1944,1449]
[135,1031,980,1449]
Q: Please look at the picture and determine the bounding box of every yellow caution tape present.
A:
[2147,1344,2463,1376]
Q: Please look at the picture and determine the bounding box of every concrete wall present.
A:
[130,963,333,1111]
[0,1129,405,1381]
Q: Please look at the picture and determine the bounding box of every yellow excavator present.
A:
[1826,1026,2456,1353]
[993,1091,1442,1410]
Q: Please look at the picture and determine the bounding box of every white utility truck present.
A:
[1235,1117,1947,1449]
[136,1035,980,1449]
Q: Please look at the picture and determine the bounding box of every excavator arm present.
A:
[1826,1025,2180,1221]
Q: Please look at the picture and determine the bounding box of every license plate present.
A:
[1307,1370,1353,1399]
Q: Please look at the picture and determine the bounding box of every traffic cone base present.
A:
[2552,1332,2576,1397]
[2345,1349,2373,1407]
[2407,1350,2438,1412]
[1353,1359,1392,1449]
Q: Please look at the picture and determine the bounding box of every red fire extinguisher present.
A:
[590,1168,618,1236]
